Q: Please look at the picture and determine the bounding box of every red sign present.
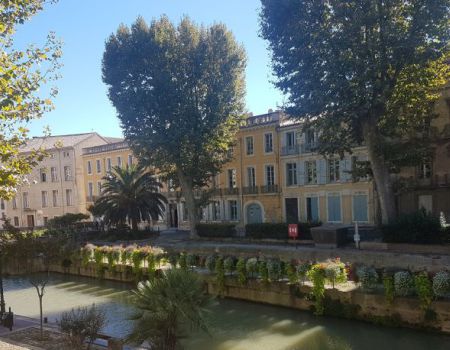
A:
[288,224,298,239]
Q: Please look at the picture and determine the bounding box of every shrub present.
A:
[147,253,156,278]
[307,264,326,315]
[178,252,188,270]
[186,254,197,269]
[267,260,282,282]
[432,271,450,298]
[245,258,258,278]
[106,246,121,269]
[356,266,378,291]
[196,224,236,238]
[245,222,321,240]
[236,258,247,285]
[223,256,236,275]
[258,261,269,284]
[205,255,216,273]
[382,272,395,306]
[382,210,443,244]
[285,262,298,284]
[414,272,433,311]
[81,244,95,267]
[394,271,414,297]
[59,304,106,349]
[48,213,89,228]
[131,249,146,275]
[297,261,311,285]
[324,259,347,288]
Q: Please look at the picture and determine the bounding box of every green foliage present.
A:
[0,0,62,200]
[178,252,188,271]
[267,260,282,282]
[382,273,395,306]
[260,0,450,224]
[147,253,156,278]
[382,210,443,244]
[205,255,216,273]
[245,222,320,240]
[186,254,197,269]
[223,256,236,275]
[236,258,247,285]
[196,224,236,238]
[432,271,450,298]
[356,266,379,291]
[127,269,211,349]
[106,246,121,269]
[215,256,225,295]
[324,259,347,288]
[285,262,298,284]
[131,249,146,274]
[297,262,311,285]
[258,261,269,285]
[245,258,258,278]
[307,264,326,315]
[414,272,433,311]
[81,244,95,267]
[92,166,167,231]
[47,213,89,228]
[103,16,247,235]
[394,271,414,297]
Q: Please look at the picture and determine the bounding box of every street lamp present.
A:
[0,246,5,314]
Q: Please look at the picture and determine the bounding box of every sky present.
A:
[13,0,284,138]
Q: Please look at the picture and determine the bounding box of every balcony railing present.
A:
[242,186,259,195]
[301,141,319,153]
[224,187,239,195]
[260,184,279,194]
[281,145,300,156]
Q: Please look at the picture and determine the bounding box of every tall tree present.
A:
[0,0,62,200]
[260,0,450,224]
[93,165,167,231]
[102,16,246,237]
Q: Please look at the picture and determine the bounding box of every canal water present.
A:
[3,273,450,350]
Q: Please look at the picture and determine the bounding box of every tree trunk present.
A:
[39,294,43,340]
[177,170,199,239]
[131,217,138,231]
[363,120,397,224]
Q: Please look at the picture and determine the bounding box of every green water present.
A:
[3,274,450,350]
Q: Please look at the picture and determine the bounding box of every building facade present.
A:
[4,133,108,227]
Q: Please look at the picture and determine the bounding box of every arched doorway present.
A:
[246,203,263,224]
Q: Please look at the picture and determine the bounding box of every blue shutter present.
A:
[340,157,352,182]
[317,159,327,184]
[328,195,341,222]
[311,197,319,221]
[298,161,305,185]
[353,194,368,222]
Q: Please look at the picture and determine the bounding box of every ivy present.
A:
[414,272,433,311]
[383,274,395,306]
[307,264,326,315]
[236,258,247,285]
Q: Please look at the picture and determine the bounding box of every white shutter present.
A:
[317,159,327,184]
[298,161,305,185]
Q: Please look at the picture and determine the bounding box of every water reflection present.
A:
[3,274,450,350]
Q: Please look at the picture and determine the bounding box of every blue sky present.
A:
[14,0,284,138]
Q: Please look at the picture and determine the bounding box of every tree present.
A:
[0,0,62,200]
[127,268,211,350]
[260,0,450,223]
[93,165,167,231]
[102,16,246,237]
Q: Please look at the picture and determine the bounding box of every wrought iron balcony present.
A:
[260,184,279,194]
[281,144,300,156]
[224,187,239,195]
[242,186,259,195]
[301,142,319,153]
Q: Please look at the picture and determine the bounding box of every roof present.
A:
[105,136,124,143]
[20,133,104,153]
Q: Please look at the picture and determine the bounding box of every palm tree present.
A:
[93,165,167,231]
[127,269,211,350]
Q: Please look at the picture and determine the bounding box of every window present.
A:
[106,158,112,172]
[14,217,19,226]
[88,182,93,199]
[40,168,47,183]
[265,165,275,186]
[353,193,368,222]
[66,189,73,206]
[247,167,256,187]
[229,200,238,221]
[23,192,29,208]
[286,131,295,148]
[43,217,48,226]
[213,201,221,221]
[264,133,273,153]
[117,156,122,168]
[286,163,297,186]
[64,166,72,181]
[306,160,317,184]
[51,167,58,182]
[63,151,70,158]
[306,196,319,222]
[41,191,48,208]
[12,197,17,209]
[128,154,133,167]
[245,136,254,155]
[305,129,316,144]
[227,146,234,158]
[418,161,432,179]
[228,169,237,188]
[87,161,92,175]
[96,159,101,173]
[327,193,342,222]
[52,190,58,207]
[97,182,102,195]
[328,159,340,183]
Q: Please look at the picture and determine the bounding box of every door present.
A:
[246,203,262,224]
[285,198,299,223]
[27,215,35,228]
[306,197,319,222]
[169,203,178,228]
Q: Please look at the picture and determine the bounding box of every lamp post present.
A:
[0,248,5,314]
[353,221,361,249]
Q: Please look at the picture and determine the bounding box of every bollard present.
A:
[108,338,124,350]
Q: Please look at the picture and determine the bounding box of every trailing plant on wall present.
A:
[285,262,298,284]
[106,246,121,269]
[258,260,269,285]
[236,258,247,285]
[414,272,433,311]
[382,272,395,306]
[206,255,216,273]
[131,249,146,275]
[267,260,282,282]
[81,244,95,267]
[307,264,326,316]
[394,271,414,297]
[224,256,236,275]
[297,262,311,286]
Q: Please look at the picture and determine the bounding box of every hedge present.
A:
[196,223,236,238]
[245,222,320,240]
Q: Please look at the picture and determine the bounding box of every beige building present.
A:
[5,133,109,227]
